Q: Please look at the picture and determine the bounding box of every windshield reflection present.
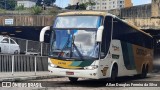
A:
[54,16,101,28]
[50,30,99,60]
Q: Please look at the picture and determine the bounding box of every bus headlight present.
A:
[48,62,57,68]
[84,65,98,70]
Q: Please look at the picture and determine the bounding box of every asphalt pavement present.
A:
[0,71,55,82]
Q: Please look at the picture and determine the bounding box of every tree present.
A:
[0,0,16,10]
[86,0,96,10]
[65,3,87,10]
[15,5,25,10]
[30,6,42,15]
[79,3,87,10]
[36,0,56,6]
[45,0,56,6]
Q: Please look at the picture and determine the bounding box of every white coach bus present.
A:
[40,11,153,82]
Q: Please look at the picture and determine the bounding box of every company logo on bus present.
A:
[112,45,120,51]
[136,48,147,56]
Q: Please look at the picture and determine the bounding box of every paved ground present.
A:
[1,73,160,90]
[0,71,55,82]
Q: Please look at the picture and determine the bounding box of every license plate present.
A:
[66,71,74,75]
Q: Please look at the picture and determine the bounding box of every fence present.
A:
[12,37,50,56]
[0,54,48,74]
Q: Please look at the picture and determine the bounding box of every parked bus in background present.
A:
[40,11,153,82]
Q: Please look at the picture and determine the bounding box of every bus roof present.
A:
[57,11,152,38]
[58,11,107,16]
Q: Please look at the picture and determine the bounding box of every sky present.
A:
[55,0,152,8]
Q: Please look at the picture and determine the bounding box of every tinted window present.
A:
[101,16,112,58]
[112,18,153,49]
[10,39,16,44]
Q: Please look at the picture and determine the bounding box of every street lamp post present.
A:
[4,0,6,10]
[41,0,45,10]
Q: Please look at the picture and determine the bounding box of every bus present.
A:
[40,11,153,82]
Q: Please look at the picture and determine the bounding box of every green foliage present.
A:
[65,5,75,10]
[36,0,56,6]
[65,0,96,10]
[65,3,87,10]
[45,0,56,6]
[0,9,6,13]
[15,5,25,10]
[86,0,96,6]
[85,0,96,10]
[0,0,16,10]
[48,7,59,15]
[79,3,87,10]
[30,6,42,15]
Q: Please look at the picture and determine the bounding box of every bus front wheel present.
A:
[68,77,78,82]
[110,65,118,81]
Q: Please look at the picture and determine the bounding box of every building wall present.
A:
[151,0,160,17]
[1,0,160,29]
[0,15,55,26]
[17,1,36,8]
[69,0,79,5]
[70,0,132,10]
[125,0,132,7]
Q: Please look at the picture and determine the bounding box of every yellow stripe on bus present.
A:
[50,59,81,69]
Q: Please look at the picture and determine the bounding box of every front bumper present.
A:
[48,66,100,79]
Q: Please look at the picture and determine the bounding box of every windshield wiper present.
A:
[71,35,84,60]
[57,34,70,58]
[57,33,84,60]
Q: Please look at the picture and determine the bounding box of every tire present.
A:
[140,65,148,78]
[14,50,19,54]
[68,77,78,82]
[110,65,118,81]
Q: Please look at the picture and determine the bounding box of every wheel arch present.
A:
[109,61,118,77]
[140,62,150,73]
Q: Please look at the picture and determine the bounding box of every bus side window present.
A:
[101,16,112,59]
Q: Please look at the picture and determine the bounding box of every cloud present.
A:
[133,0,151,6]
[146,0,151,3]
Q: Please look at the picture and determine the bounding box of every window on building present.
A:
[120,1,122,4]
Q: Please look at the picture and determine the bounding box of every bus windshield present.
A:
[54,16,101,28]
[50,15,102,60]
[50,29,99,60]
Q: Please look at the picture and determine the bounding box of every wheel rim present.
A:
[14,50,18,54]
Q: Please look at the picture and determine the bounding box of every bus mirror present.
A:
[96,26,104,42]
[40,26,51,42]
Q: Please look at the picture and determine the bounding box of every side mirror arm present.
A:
[39,26,51,42]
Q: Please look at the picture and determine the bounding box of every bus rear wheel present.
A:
[110,65,118,81]
[140,65,148,78]
[68,77,78,82]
